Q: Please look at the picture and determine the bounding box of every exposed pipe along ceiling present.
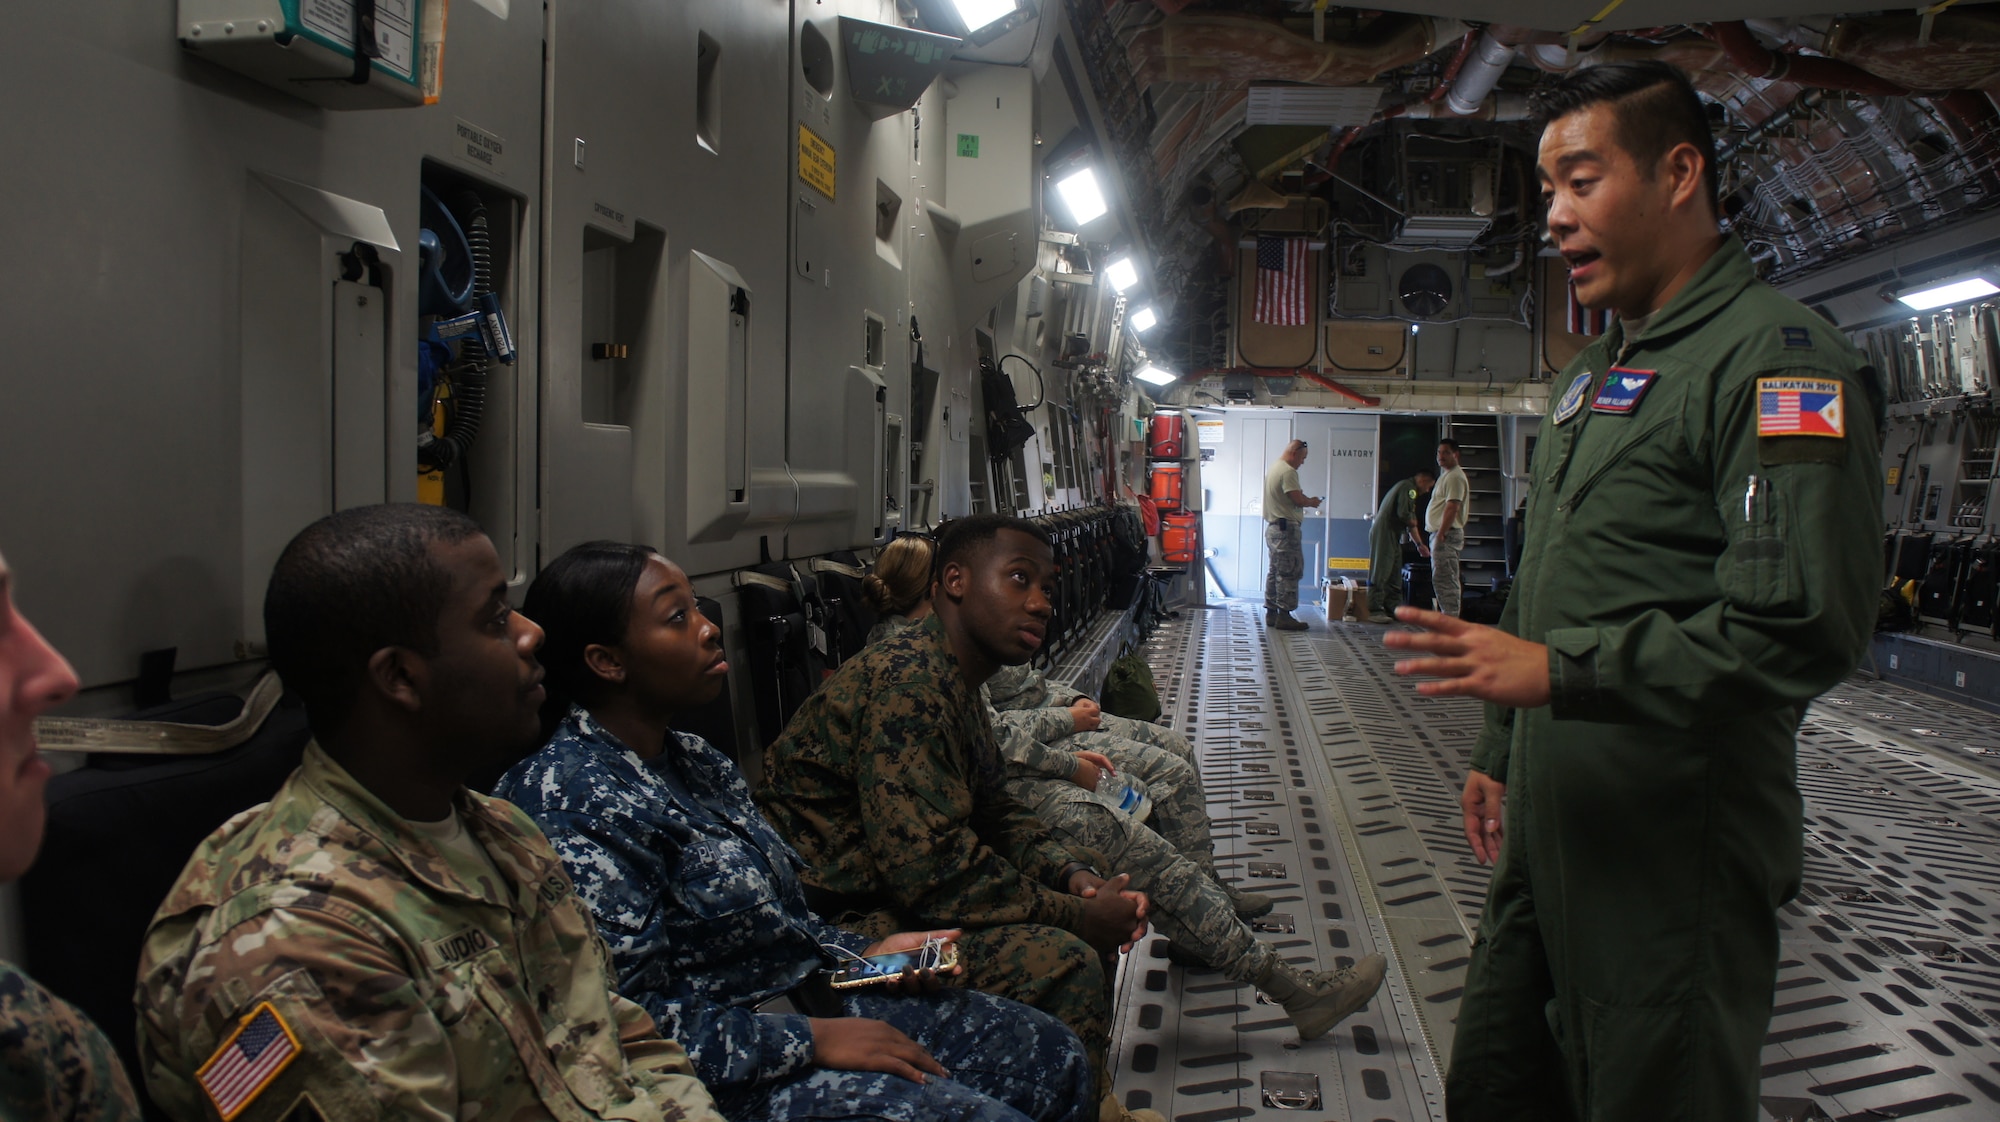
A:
[1055,5,2000,413]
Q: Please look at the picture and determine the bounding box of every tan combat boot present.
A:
[1100,1093,1167,1122]
[1255,953,1388,1040]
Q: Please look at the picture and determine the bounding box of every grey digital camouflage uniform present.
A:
[494,706,1092,1122]
[1,960,141,1122]
[759,615,1113,1090]
[137,742,723,1122]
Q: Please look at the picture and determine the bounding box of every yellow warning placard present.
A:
[798,124,836,200]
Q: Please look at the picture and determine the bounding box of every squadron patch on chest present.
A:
[1554,372,1592,424]
[1589,368,1658,415]
[1757,376,1845,438]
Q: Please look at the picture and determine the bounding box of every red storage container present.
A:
[1161,512,1199,563]
[1148,414,1184,459]
[1148,464,1183,510]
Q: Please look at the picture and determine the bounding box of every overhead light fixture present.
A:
[952,0,1019,35]
[1410,322,1420,334]
[1055,167,1109,225]
[1105,257,1139,292]
[1135,364,1176,386]
[915,0,1039,46]
[1898,275,2000,311]
[1129,306,1158,333]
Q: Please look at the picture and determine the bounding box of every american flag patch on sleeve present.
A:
[198,1002,301,1120]
[1757,376,1846,438]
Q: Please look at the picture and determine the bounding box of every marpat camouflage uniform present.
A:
[1,960,141,1122]
[136,742,723,1122]
[494,706,1092,1122]
[759,615,1113,1089]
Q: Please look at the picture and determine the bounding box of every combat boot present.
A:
[1224,883,1274,919]
[1255,954,1388,1040]
[1101,1093,1167,1122]
[1265,610,1308,631]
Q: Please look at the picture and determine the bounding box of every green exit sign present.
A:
[956,134,980,158]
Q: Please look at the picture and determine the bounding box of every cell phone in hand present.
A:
[822,943,961,989]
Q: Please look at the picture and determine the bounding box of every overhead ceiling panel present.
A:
[1357,2,1967,34]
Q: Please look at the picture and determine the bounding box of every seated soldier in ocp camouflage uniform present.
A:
[0,545,143,1122]
[862,536,1387,1042]
[136,506,723,1122]
[494,541,1092,1122]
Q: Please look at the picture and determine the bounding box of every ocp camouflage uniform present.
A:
[1,960,141,1122]
[759,614,1113,1090]
[494,706,1092,1122]
[136,743,723,1122]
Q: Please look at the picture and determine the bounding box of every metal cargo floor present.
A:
[1108,601,2000,1122]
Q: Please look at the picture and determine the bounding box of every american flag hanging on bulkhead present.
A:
[1253,235,1311,327]
[1566,277,1611,337]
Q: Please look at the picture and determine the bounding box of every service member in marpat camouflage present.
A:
[0,547,143,1122]
[1387,63,1884,1122]
[861,539,1387,1042]
[496,541,1093,1122]
[758,516,1156,1122]
[1367,472,1435,623]
[136,507,723,1122]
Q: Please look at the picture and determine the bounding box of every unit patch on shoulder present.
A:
[1781,326,1814,349]
[1757,376,1845,438]
[1554,372,1592,424]
[1589,368,1658,415]
[198,1002,301,1121]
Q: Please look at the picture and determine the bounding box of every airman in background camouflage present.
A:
[981,659,1264,917]
[1,962,141,1122]
[136,744,724,1122]
[496,705,1092,1122]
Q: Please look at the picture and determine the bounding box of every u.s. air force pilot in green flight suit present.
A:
[1447,236,1883,1119]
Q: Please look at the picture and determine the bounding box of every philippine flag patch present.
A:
[1757,376,1845,438]
[198,1003,300,1121]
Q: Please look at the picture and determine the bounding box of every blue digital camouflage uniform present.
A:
[136,743,722,1122]
[1,960,141,1122]
[758,614,1114,1091]
[494,707,1092,1122]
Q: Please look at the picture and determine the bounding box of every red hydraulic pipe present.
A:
[1709,21,1910,95]
[1198,367,1381,407]
[1427,31,1479,103]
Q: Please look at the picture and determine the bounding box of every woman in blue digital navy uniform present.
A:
[493,541,1092,1122]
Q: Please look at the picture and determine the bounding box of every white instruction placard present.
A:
[302,0,417,77]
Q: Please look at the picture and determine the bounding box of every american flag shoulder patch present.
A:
[1757,376,1846,438]
[198,1002,301,1121]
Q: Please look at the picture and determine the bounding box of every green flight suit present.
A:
[1368,478,1423,615]
[1446,238,1883,1122]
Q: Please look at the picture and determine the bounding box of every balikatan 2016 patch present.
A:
[1756,376,1845,437]
[1553,371,1592,424]
[1589,368,1659,415]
